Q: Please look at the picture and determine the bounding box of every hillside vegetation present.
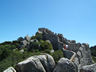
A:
[0,33,63,72]
[90,46,96,63]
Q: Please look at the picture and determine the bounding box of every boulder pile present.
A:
[15,54,55,72]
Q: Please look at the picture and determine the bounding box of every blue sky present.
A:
[0,0,96,46]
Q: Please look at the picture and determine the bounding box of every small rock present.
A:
[21,40,28,46]
[50,50,54,53]
[77,51,82,57]
[25,35,31,41]
[19,49,24,53]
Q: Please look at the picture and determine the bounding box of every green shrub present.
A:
[51,50,64,63]
[0,43,63,72]
[28,40,53,52]
[40,40,53,51]
[90,46,96,56]
[0,50,41,72]
[12,41,21,49]
[28,41,40,51]
[31,36,36,39]
[0,45,11,61]
[0,34,64,72]
[17,37,24,42]
[92,56,96,63]
[35,33,42,40]
[31,33,42,41]
[0,41,12,45]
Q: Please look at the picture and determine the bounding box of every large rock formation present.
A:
[37,28,69,50]
[38,28,93,64]
[53,58,78,72]
[24,35,31,42]
[15,54,55,72]
[74,43,93,70]
[67,42,81,52]
[37,28,93,71]
[15,56,78,72]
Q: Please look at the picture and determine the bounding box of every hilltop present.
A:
[1,28,96,72]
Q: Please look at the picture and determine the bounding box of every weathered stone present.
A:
[53,58,78,72]
[19,49,24,53]
[74,43,93,71]
[79,44,93,65]
[62,49,74,59]
[15,28,94,72]
[77,51,82,58]
[50,50,54,53]
[70,40,76,43]
[25,35,31,41]
[16,57,45,72]
[74,57,80,67]
[79,47,83,51]
[57,34,68,44]
[38,28,69,50]
[30,39,38,43]
[21,40,28,46]
[35,54,55,72]
[68,43,80,52]
[3,67,16,72]
[80,63,96,72]
[16,54,55,72]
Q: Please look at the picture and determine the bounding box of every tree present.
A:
[17,37,24,42]
[0,45,11,61]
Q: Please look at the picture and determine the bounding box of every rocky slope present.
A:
[3,28,95,72]
[37,28,93,70]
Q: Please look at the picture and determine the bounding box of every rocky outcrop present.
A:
[21,40,28,47]
[5,28,93,72]
[53,58,78,72]
[67,43,81,52]
[24,35,31,42]
[18,35,31,48]
[80,63,96,72]
[74,43,93,71]
[3,67,16,72]
[15,54,55,72]
[38,28,69,50]
[38,28,93,70]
